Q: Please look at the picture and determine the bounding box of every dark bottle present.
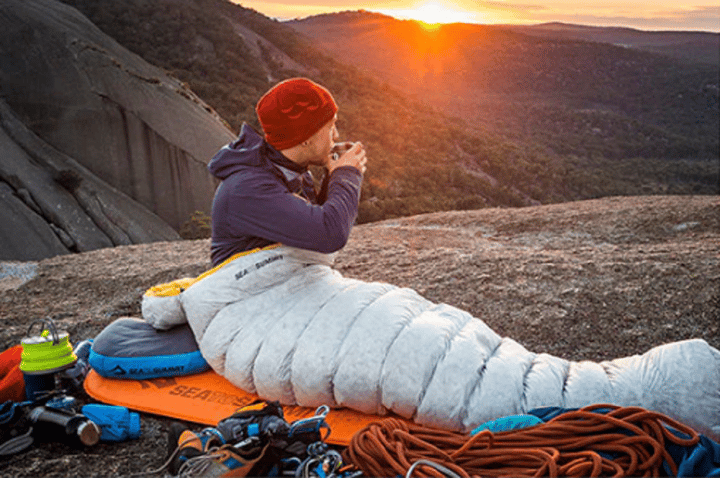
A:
[29,406,101,447]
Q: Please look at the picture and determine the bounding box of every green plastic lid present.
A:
[20,319,77,375]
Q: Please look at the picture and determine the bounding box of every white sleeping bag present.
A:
[142,245,720,439]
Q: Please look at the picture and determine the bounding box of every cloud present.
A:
[534,4,720,31]
[475,1,547,13]
[671,4,720,22]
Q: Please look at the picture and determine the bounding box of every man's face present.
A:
[305,116,339,167]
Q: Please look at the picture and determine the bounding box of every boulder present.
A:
[0,182,69,261]
[0,98,180,260]
[0,0,235,232]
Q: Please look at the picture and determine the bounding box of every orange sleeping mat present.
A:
[84,369,407,446]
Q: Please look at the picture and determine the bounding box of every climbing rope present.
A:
[342,404,700,478]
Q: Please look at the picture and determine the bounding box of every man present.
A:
[208,78,368,267]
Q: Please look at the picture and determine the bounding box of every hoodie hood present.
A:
[208,123,306,180]
[207,123,265,180]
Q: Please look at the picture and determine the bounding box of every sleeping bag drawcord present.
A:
[128,432,200,476]
[342,404,701,478]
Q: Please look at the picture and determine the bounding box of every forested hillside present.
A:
[290,12,719,161]
[59,0,719,225]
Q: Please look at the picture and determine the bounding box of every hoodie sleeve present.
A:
[218,166,362,254]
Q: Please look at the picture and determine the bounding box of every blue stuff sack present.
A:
[82,404,141,442]
[88,317,208,380]
[471,414,544,435]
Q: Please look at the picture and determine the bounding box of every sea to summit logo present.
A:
[111,365,127,376]
[110,364,184,377]
[133,366,185,376]
[235,254,283,280]
[168,385,249,407]
[138,377,179,390]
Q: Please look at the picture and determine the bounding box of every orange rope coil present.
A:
[342,404,700,477]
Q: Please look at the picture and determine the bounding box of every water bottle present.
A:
[29,406,100,447]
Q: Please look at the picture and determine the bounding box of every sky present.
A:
[232,0,720,32]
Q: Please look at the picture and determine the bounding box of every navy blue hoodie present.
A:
[207,124,363,266]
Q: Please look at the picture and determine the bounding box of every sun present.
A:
[405,2,477,26]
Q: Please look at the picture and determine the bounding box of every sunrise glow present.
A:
[393,2,481,26]
[234,0,720,32]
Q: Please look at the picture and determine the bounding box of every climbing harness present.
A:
[288,405,331,442]
[149,401,348,477]
[294,441,361,478]
[343,404,702,478]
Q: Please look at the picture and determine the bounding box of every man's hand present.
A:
[328,142,367,176]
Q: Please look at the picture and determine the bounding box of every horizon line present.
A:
[262,8,720,34]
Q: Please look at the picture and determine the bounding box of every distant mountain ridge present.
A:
[508,22,719,66]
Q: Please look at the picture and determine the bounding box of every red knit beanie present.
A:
[256,78,338,151]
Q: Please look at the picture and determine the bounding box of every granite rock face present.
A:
[0,99,178,260]
[0,0,236,260]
